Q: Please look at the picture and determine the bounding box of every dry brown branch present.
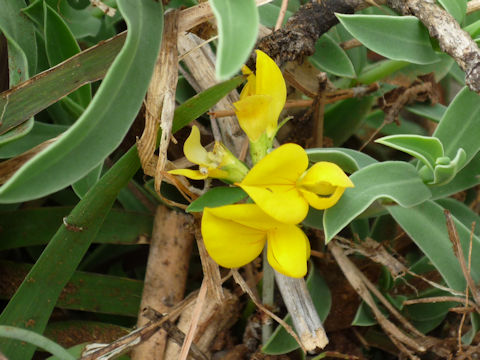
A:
[137,11,178,194]
[329,241,452,359]
[387,0,480,93]
[132,206,194,360]
[80,293,198,360]
[403,296,468,306]
[256,0,385,64]
[231,269,308,353]
[177,33,244,155]
[141,307,208,360]
[164,288,240,359]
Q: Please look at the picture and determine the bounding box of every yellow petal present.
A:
[255,50,286,134]
[168,168,208,180]
[240,66,256,99]
[241,143,308,186]
[240,184,308,224]
[298,162,354,191]
[238,144,310,224]
[267,225,310,278]
[234,94,273,142]
[202,206,266,268]
[300,186,346,210]
[184,126,209,165]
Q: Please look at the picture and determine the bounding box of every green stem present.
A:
[262,249,275,344]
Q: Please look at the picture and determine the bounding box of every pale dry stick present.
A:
[387,0,480,93]
[340,38,362,50]
[155,12,179,194]
[131,206,195,360]
[274,271,329,350]
[329,242,427,356]
[178,280,208,360]
[231,269,308,354]
[275,0,290,30]
[177,33,244,155]
[178,35,218,62]
[80,293,198,360]
[90,0,116,16]
[403,296,470,306]
[467,0,480,14]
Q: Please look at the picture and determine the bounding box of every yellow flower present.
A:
[169,126,248,183]
[202,204,310,278]
[233,50,286,143]
[237,143,354,224]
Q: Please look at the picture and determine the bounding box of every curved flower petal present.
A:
[298,162,354,190]
[255,50,286,134]
[240,144,308,186]
[238,144,309,223]
[300,186,346,210]
[184,126,209,165]
[202,205,270,268]
[168,168,208,180]
[234,94,273,142]
[267,225,310,278]
[239,65,256,99]
[241,184,309,224]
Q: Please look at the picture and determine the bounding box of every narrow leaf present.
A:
[388,200,480,291]
[336,14,439,64]
[0,0,163,203]
[323,161,432,241]
[434,87,480,166]
[310,33,356,78]
[305,147,377,174]
[187,187,247,213]
[210,0,259,80]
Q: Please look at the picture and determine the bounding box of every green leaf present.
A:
[0,122,67,159]
[0,144,141,360]
[436,198,480,237]
[324,96,375,146]
[323,161,432,242]
[0,118,35,147]
[430,148,467,185]
[405,103,446,123]
[44,2,91,108]
[310,34,356,78]
[363,109,428,136]
[0,0,37,79]
[0,207,153,250]
[262,267,331,355]
[258,1,295,28]
[375,135,444,171]
[388,200,480,292]
[306,147,377,174]
[336,14,439,65]
[186,187,247,213]
[72,163,103,199]
[0,261,143,316]
[0,326,75,360]
[352,301,376,326]
[0,33,125,135]
[210,0,259,80]
[438,0,467,23]
[172,75,245,133]
[434,87,480,166]
[0,0,163,204]
[430,152,480,199]
[357,59,409,84]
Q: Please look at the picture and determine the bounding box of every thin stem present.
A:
[262,250,275,343]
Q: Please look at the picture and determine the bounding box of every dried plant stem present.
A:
[132,206,194,360]
[467,0,480,14]
[274,271,329,350]
[261,250,275,343]
[275,0,289,30]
